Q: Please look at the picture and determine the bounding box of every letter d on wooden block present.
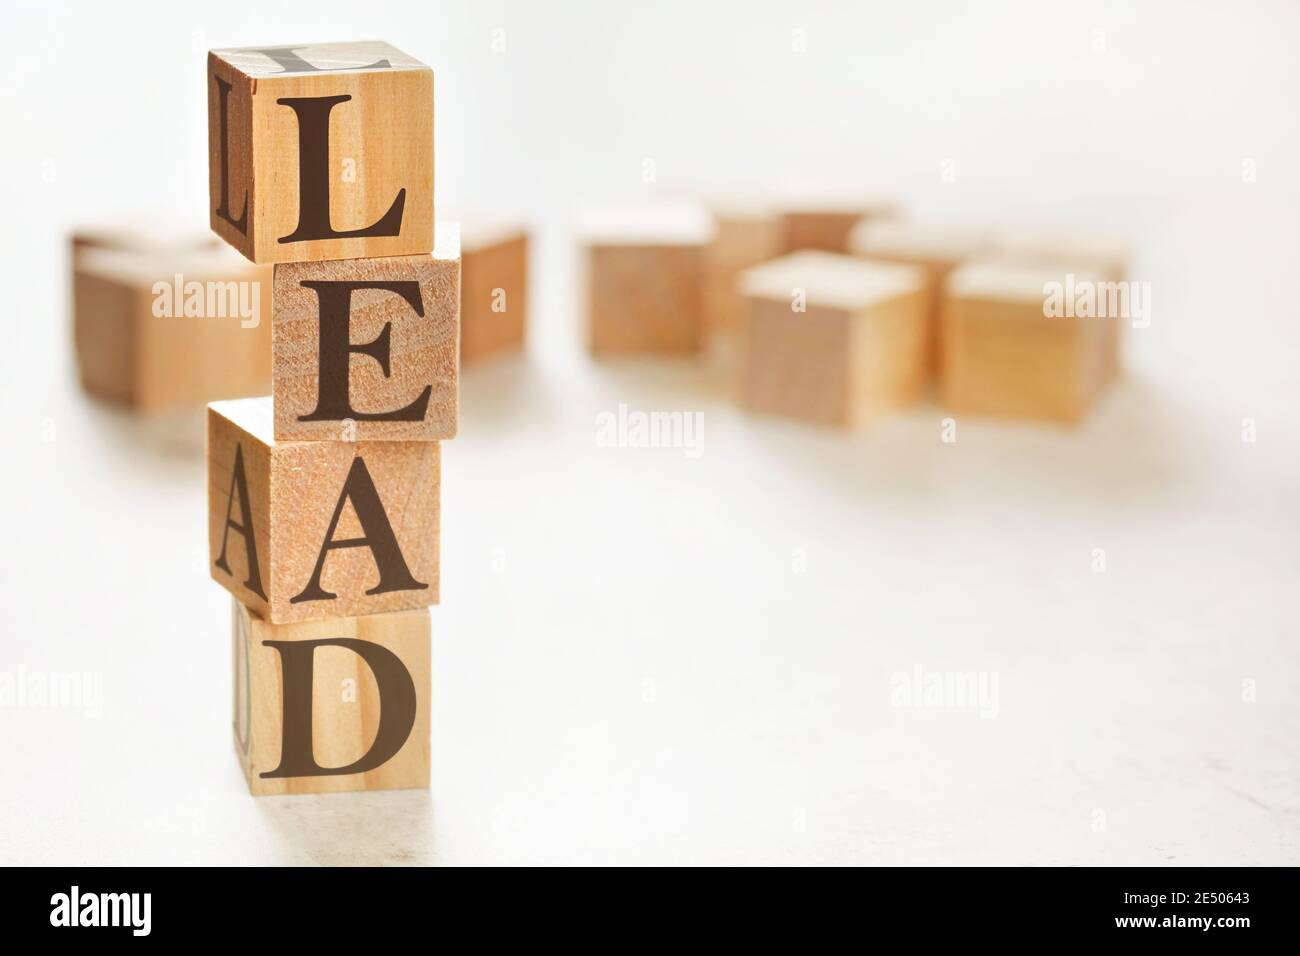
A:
[208,41,434,264]
[273,226,460,442]
[233,599,430,794]
[208,396,439,624]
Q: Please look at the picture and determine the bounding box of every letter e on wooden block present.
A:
[208,40,434,264]
[233,599,430,794]
[273,228,460,442]
[209,396,440,623]
[580,205,714,356]
[941,263,1110,423]
[459,219,529,364]
[739,252,928,427]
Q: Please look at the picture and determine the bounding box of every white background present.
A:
[0,0,1297,864]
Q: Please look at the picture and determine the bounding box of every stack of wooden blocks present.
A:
[203,41,457,795]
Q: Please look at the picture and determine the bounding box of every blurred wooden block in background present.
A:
[459,219,529,364]
[776,186,899,253]
[233,599,430,795]
[208,41,433,264]
[73,245,271,413]
[739,252,928,427]
[580,205,714,356]
[273,226,460,442]
[701,198,784,333]
[941,263,1110,423]
[991,231,1130,382]
[849,219,992,372]
[208,397,440,624]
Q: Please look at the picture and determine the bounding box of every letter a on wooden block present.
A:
[233,599,430,794]
[209,396,439,624]
[208,41,434,264]
[739,252,928,427]
[273,226,461,442]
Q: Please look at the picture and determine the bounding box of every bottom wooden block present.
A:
[232,599,430,795]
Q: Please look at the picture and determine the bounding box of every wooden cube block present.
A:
[459,219,529,364]
[702,198,783,332]
[991,232,1130,382]
[580,205,713,356]
[233,598,430,795]
[73,246,271,412]
[849,219,991,371]
[272,226,460,442]
[739,252,928,426]
[776,187,899,253]
[941,263,1109,423]
[208,41,434,264]
[208,396,439,624]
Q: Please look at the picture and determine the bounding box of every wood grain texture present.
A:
[848,219,992,373]
[739,252,928,427]
[272,229,460,442]
[941,263,1109,423]
[208,396,440,624]
[73,247,271,412]
[208,41,433,264]
[459,222,528,364]
[233,599,430,795]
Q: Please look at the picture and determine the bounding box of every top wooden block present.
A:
[208,41,433,264]
[991,231,1129,281]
